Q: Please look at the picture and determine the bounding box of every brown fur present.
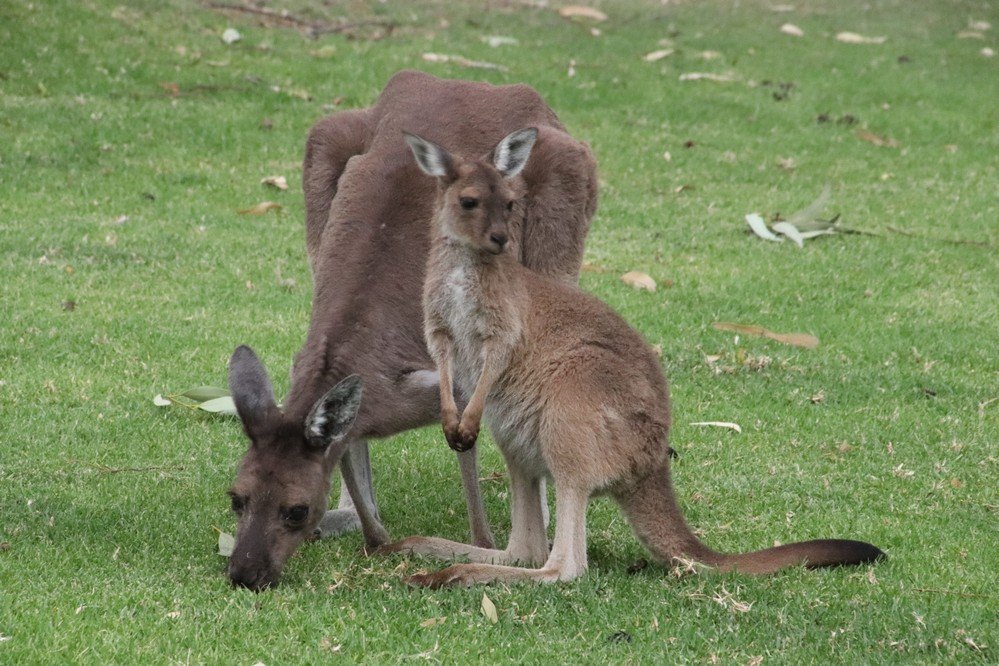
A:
[225,72,598,590]
[383,131,884,587]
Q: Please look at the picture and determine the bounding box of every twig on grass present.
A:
[205,2,395,39]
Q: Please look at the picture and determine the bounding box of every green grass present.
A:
[2,0,997,662]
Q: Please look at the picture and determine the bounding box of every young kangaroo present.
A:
[381,129,885,587]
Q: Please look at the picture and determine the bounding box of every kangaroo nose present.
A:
[489,232,508,249]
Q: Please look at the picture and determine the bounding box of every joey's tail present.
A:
[615,465,884,575]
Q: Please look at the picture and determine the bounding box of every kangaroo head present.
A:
[225,345,362,591]
[405,128,538,255]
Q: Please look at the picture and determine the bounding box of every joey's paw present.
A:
[451,418,479,452]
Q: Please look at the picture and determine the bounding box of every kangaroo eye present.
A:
[505,200,514,212]
[459,197,478,210]
[285,505,309,525]
[229,494,246,514]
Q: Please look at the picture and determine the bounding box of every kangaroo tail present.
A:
[615,465,884,575]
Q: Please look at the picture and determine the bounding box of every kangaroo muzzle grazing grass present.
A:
[226,346,364,591]
[378,129,885,588]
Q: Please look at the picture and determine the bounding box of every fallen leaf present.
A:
[218,532,235,557]
[221,28,241,45]
[856,129,899,148]
[956,31,985,40]
[309,45,337,58]
[621,271,657,292]
[420,616,446,628]
[810,390,826,404]
[712,322,820,349]
[835,31,886,44]
[644,48,675,62]
[780,23,804,37]
[784,185,834,230]
[261,175,288,191]
[166,611,182,619]
[481,593,498,623]
[969,20,991,31]
[698,50,722,60]
[776,156,797,170]
[679,72,736,82]
[745,213,783,242]
[421,53,508,72]
[153,394,172,407]
[482,35,518,47]
[980,47,995,57]
[238,201,282,215]
[772,221,806,247]
[558,5,608,21]
[690,421,742,433]
[770,4,795,12]
[159,81,180,98]
[199,396,237,415]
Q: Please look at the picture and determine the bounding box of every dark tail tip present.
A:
[806,539,885,568]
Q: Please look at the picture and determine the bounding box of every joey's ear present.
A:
[404,132,456,180]
[491,127,538,179]
[305,375,363,450]
[228,345,279,438]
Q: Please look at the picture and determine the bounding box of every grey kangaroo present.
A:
[224,71,598,590]
[378,128,884,587]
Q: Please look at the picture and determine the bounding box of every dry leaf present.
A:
[777,156,797,171]
[420,616,446,628]
[221,28,241,45]
[690,421,742,433]
[261,175,288,191]
[770,4,795,12]
[480,593,498,623]
[679,72,736,83]
[581,261,609,274]
[772,221,806,247]
[621,271,656,292]
[218,532,235,557]
[422,53,508,72]
[836,31,887,44]
[856,129,899,148]
[482,35,518,47]
[780,23,804,37]
[745,213,783,242]
[969,20,991,31]
[712,322,819,349]
[238,201,282,215]
[644,49,675,62]
[558,6,608,21]
[956,31,985,40]
[981,47,996,57]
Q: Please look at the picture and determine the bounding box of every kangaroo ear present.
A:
[491,127,538,179]
[305,375,363,449]
[228,345,279,439]
[404,132,456,180]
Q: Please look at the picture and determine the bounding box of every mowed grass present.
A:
[1,0,996,662]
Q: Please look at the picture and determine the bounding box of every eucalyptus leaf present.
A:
[153,394,172,407]
[218,532,235,557]
[772,221,806,247]
[785,184,831,228]
[198,396,238,415]
[745,213,783,241]
[180,386,230,402]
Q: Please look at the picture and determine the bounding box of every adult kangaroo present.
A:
[225,72,598,590]
[379,129,884,587]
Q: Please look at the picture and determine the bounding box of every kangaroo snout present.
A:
[228,559,278,592]
[488,232,508,254]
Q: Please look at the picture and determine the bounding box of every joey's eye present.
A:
[284,505,309,526]
[230,494,246,514]
[505,200,515,212]
[459,197,478,210]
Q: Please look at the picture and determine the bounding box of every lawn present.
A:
[1,0,996,662]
